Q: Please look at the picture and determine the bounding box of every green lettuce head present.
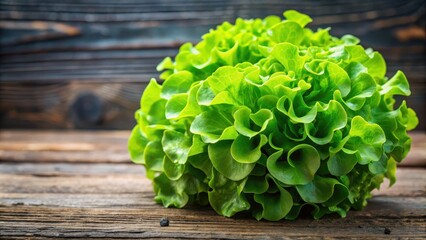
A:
[128,10,418,220]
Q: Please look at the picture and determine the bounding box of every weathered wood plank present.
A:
[0,202,424,239]
[1,48,424,83]
[0,165,423,198]
[0,163,144,175]
[0,130,131,162]
[0,0,422,25]
[0,130,130,142]
[1,0,423,53]
[0,167,425,238]
[1,130,424,166]
[0,82,146,129]
[0,0,403,14]
[0,174,150,195]
[0,81,423,130]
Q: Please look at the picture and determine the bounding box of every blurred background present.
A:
[0,0,425,131]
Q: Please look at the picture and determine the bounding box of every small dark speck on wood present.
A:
[384,227,391,235]
[160,217,169,227]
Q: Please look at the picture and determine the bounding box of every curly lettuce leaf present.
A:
[128,9,418,221]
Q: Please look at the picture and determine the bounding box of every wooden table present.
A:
[0,130,425,239]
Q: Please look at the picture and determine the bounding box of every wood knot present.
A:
[71,92,104,128]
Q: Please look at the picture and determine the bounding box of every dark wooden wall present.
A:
[1,0,425,130]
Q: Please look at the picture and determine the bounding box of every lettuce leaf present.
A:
[129,10,418,221]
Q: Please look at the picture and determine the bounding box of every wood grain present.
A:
[0,0,425,130]
[0,166,425,238]
[0,82,145,129]
[0,130,131,163]
[1,130,424,166]
[0,201,424,239]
